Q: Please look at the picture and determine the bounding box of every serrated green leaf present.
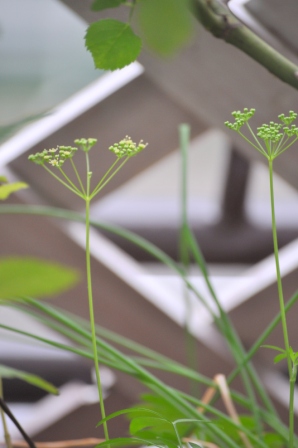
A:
[137,0,194,56]
[0,364,58,395]
[274,353,287,364]
[0,182,28,200]
[85,19,142,70]
[91,0,125,11]
[0,176,7,183]
[0,257,80,300]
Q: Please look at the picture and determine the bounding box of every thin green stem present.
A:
[85,197,109,441]
[269,159,290,365]
[275,136,298,157]
[90,158,119,197]
[179,124,200,397]
[0,379,12,448]
[228,290,298,383]
[186,227,275,417]
[90,157,129,199]
[70,158,86,195]
[289,365,297,448]
[238,129,267,157]
[269,158,294,446]
[246,122,265,153]
[274,133,287,157]
[42,165,84,198]
[85,152,109,441]
[128,0,137,22]
[58,167,83,195]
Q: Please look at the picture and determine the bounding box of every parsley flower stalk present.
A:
[225,109,298,447]
[29,136,147,442]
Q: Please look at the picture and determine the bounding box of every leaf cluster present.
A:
[85,0,194,70]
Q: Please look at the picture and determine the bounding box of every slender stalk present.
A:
[276,136,298,157]
[90,158,129,199]
[269,159,290,367]
[0,378,12,448]
[58,167,83,195]
[85,152,109,441]
[246,123,265,153]
[269,158,294,446]
[228,291,298,383]
[237,130,267,157]
[179,124,199,397]
[42,165,84,198]
[70,159,86,196]
[289,364,297,448]
[186,227,275,417]
[91,159,119,196]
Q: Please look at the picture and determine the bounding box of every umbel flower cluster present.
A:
[109,136,147,159]
[28,146,78,167]
[225,108,298,160]
[28,137,148,200]
[224,108,256,131]
[29,137,148,168]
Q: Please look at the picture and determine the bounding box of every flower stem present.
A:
[90,157,129,199]
[85,153,109,441]
[42,165,84,198]
[269,159,290,364]
[289,364,297,448]
[269,158,294,445]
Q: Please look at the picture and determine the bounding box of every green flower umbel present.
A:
[109,136,147,159]
[225,108,298,160]
[28,146,78,167]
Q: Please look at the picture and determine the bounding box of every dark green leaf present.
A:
[85,19,142,70]
[91,0,125,11]
[0,257,80,300]
[137,0,194,56]
[0,182,28,200]
[0,364,58,395]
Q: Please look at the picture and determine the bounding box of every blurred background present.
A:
[1,0,298,441]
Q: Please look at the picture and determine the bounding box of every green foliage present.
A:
[91,0,126,11]
[96,403,200,448]
[0,180,28,200]
[85,19,142,70]
[127,395,198,446]
[0,364,58,395]
[0,257,80,300]
[85,0,194,69]
[136,0,194,56]
[263,345,298,367]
